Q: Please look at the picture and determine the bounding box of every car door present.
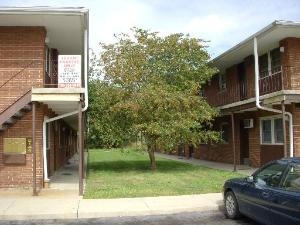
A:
[268,164,300,225]
[239,162,287,225]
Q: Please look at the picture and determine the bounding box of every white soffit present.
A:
[0,7,88,55]
[213,21,300,72]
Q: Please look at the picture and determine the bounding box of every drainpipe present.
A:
[254,37,293,157]
[43,24,89,182]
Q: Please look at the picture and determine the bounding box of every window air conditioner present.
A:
[244,119,254,128]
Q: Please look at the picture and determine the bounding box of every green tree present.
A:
[98,27,219,169]
[88,80,135,148]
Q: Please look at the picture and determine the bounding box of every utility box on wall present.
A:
[2,138,31,164]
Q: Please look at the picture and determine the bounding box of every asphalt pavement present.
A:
[0,211,259,225]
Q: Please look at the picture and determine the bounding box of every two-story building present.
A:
[0,7,89,195]
[193,20,300,167]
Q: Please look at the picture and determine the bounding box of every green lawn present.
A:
[84,148,242,199]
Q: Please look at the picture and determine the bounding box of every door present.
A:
[238,63,247,100]
[240,121,249,165]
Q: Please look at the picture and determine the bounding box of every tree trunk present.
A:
[147,145,157,170]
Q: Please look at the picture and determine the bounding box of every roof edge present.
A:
[212,20,300,63]
[0,6,89,15]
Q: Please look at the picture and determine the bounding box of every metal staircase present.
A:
[0,90,32,132]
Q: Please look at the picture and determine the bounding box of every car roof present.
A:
[278,157,300,164]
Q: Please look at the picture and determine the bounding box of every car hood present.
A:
[224,177,247,186]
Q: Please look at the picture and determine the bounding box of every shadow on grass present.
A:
[88,159,202,173]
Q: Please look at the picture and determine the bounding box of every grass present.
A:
[84,148,242,199]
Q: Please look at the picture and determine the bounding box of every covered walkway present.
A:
[48,154,80,191]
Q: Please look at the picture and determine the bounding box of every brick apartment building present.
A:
[0,7,89,195]
[188,20,300,167]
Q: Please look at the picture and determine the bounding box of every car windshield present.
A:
[282,164,300,191]
[254,162,286,187]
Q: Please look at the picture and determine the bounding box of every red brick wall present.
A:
[0,26,79,189]
[201,37,300,167]
[194,116,236,164]
[280,38,300,90]
[0,27,46,188]
[0,26,46,113]
[261,145,284,165]
[0,104,45,188]
[248,116,261,167]
[0,105,77,188]
[194,110,288,167]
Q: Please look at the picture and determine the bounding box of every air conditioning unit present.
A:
[244,119,254,128]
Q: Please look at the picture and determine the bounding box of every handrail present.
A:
[259,65,282,80]
[0,90,32,126]
[0,60,36,89]
[0,59,41,113]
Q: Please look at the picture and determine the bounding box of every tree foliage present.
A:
[88,80,135,148]
[92,27,220,169]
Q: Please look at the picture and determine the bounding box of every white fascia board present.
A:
[0,6,88,15]
[212,20,300,63]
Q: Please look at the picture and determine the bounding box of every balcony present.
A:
[259,66,297,95]
[259,66,283,95]
[205,65,297,108]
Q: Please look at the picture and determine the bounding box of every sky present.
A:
[1,0,300,58]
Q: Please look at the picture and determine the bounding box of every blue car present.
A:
[223,158,300,225]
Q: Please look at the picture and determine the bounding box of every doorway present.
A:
[238,63,247,100]
[240,121,250,165]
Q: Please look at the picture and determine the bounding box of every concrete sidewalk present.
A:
[0,153,254,221]
[0,189,222,220]
[156,153,257,176]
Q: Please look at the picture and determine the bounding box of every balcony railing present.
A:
[259,66,283,95]
[205,65,299,108]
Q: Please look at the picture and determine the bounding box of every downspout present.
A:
[43,21,89,181]
[254,37,293,157]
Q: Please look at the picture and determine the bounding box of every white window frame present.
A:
[259,47,281,78]
[260,116,284,145]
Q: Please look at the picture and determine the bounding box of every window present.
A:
[274,118,283,143]
[262,120,272,143]
[283,165,300,191]
[220,123,229,143]
[261,117,283,144]
[270,48,281,71]
[259,47,281,78]
[255,162,286,187]
[259,53,268,78]
[219,73,226,91]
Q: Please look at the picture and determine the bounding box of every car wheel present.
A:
[224,191,240,219]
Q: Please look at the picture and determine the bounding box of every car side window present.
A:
[254,162,286,187]
[282,165,300,192]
